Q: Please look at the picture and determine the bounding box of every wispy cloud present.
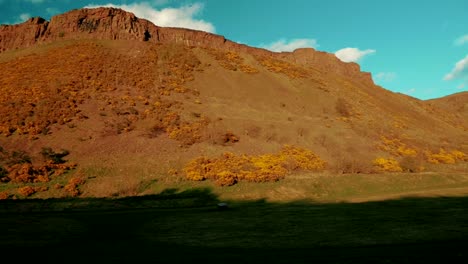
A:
[455,35,468,46]
[260,38,318,52]
[46,7,60,15]
[444,54,468,81]
[334,47,375,63]
[2,13,33,25]
[373,72,397,82]
[23,0,45,3]
[85,2,215,33]
[18,13,31,22]
[406,88,417,95]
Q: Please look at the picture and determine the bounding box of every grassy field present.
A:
[1,181,468,263]
[111,170,468,202]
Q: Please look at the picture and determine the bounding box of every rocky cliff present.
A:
[0,7,373,85]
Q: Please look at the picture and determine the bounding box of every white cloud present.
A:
[46,7,60,15]
[334,47,376,63]
[455,35,468,46]
[373,72,397,82]
[458,83,466,89]
[85,2,215,33]
[22,0,45,3]
[406,88,416,94]
[19,13,31,22]
[443,54,468,81]
[261,38,318,52]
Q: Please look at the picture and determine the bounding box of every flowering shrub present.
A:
[64,177,86,197]
[379,136,418,157]
[18,186,36,197]
[256,56,308,79]
[373,158,403,172]
[0,148,77,183]
[0,191,9,200]
[184,145,326,186]
[166,117,210,146]
[426,149,467,164]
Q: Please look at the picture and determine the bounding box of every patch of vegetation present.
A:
[64,177,86,197]
[17,186,35,197]
[0,165,8,178]
[0,147,77,188]
[17,185,48,197]
[378,136,418,157]
[426,149,467,164]
[0,190,8,200]
[373,157,403,172]
[166,117,210,146]
[399,155,425,172]
[40,147,70,164]
[5,151,32,166]
[207,50,259,73]
[256,56,308,78]
[184,145,326,186]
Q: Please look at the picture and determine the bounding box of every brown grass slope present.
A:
[427,92,468,125]
[0,8,467,197]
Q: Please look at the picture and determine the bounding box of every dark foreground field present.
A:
[1,188,468,263]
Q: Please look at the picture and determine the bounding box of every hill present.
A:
[0,8,467,199]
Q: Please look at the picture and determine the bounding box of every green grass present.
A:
[1,190,468,263]
[135,171,468,203]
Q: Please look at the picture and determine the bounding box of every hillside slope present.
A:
[0,8,467,197]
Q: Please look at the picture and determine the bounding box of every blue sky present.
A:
[1,0,468,100]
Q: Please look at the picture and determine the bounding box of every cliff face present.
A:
[0,7,372,84]
[0,17,49,51]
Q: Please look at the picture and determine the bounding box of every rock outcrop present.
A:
[0,7,373,84]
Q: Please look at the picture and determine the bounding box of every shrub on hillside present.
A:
[18,186,36,197]
[239,64,259,74]
[399,156,425,173]
[426,149,467,164]
[0,148,77,184]
[0,191,9,200]
[40,147,70,164]
[167,117,210,146]
[64,177,86,197]
[184,145,326,186]
[373,158,403,172]
[222,132,239,145]
[334,157,374,174]
[5,151,32,166]
[0,165,7,179]
[378,136,418,157]
[256,56,308,78]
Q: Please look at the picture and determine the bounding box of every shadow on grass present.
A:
[1,188,468,263]
[0,187,220,213]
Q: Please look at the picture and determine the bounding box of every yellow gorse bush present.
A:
[379,136,418,157]
[256,56,308,79]
[426,149,467,164]
[183,145,326,186]
[373,158,403,172]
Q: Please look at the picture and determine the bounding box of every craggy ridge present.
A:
[0,7,372,85]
